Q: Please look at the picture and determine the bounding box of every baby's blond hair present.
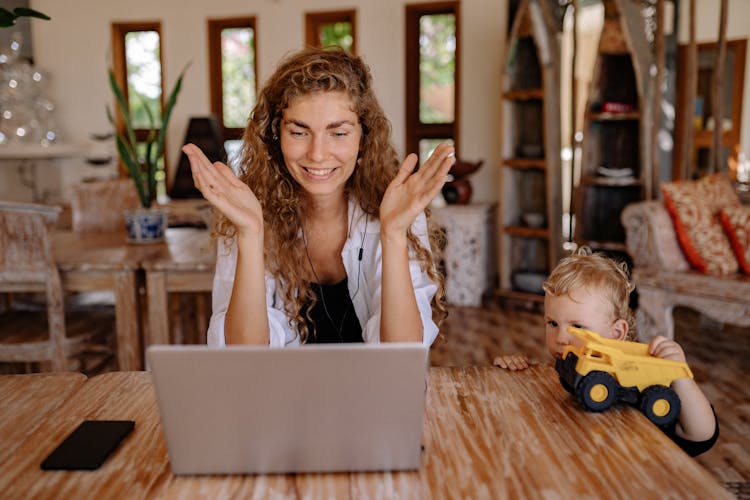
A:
[543,247,636,340]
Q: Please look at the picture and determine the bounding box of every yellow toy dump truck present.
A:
[555,327,693,427]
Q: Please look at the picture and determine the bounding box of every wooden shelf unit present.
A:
[673,39,746,180]
[497,0,562,301]
[574,0,653,258]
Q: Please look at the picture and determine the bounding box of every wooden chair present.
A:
[70,178,140,232]
[0,202,112,372]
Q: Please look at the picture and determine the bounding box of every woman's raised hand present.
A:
[379,142,455,238]
[182,143,263,237]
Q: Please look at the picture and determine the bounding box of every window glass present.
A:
[221,27,256,128]
[124,31,162,129]
[405,3,459,161]
[419,138,454,165]
[419,13,456,124]
[318,22,353,52]
[306,11,356,54]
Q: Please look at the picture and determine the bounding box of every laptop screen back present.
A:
[147,343,428,475]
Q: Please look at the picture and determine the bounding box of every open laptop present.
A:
[147,343,428,475]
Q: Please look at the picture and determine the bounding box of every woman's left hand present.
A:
[380,142,455,237]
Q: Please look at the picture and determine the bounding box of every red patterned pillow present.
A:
[700,173,741,212]
[661,175,740,275]
[720,205,750,275]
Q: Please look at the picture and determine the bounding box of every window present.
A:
[208,17,258,152]
[111,22,168,180]
[305,10,356,53]
[405,2,460,161]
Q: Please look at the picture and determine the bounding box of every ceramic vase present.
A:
[124,207,169,243]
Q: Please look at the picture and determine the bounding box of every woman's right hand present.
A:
[182,143,263,237]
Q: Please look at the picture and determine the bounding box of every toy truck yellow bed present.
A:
[555,327,693,427]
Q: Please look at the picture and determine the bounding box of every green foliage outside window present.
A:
[319,22,353,53]
[222,28,256,129]
[125,31,163,130]
[419,14,456,124]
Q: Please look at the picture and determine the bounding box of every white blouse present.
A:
[207,200,440,347]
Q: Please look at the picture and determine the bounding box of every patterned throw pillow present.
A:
[661,174,740,275]
[720,205,750,275]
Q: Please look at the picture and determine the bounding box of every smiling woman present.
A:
[280,92,361,198]
[181,47,452,348]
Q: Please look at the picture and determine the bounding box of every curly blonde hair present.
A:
[542,247,636,340]
[214,47,447,342]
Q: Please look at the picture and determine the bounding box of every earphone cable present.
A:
[301,212,367,343]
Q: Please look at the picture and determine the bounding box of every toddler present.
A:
[494,247,718,456]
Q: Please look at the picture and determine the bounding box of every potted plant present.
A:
[107,65,188,243]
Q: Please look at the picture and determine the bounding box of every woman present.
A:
[183,48,450,347]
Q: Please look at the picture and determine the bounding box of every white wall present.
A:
[5,2,750,204]
[8,0,504,204]
[677,0,750,157]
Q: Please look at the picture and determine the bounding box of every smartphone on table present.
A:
[40,420,135,471]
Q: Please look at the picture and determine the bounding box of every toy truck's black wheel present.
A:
[578,371,617,412]
[639,385,681,427]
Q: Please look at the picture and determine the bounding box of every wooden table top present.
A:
[52,228,214,272]
[0,366,730,499]
[0,373,86,464]
[52,230,156,271]
[139,227,215,272]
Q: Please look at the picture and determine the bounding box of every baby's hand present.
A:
[648,335,687,363]
[493,354,530,371]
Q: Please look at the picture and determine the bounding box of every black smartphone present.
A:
[40,420,135,471]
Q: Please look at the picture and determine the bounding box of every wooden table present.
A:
[0,366,730,499]
[142,228,215,346]
[0,373,86,464]
[53,228,215,369]
[53,230,160,371]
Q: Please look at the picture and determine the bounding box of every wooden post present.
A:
[710,0,728,174]
[652,0,665,198]
[680,0,697,180]
[568,0,578,241]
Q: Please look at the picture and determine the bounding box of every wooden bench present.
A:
[621,200,750,341]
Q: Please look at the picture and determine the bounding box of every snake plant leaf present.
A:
[0,7,49,27]
[12,8,51,21]
[108,62,189,208]
[0,9,15,27]
[107,70,138,151]
[115,134,149,208]
[106,104,138,163]
[153,63,190,171]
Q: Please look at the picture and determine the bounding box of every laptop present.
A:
[146,343,429,475]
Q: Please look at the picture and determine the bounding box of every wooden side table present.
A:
[431,203,496,307]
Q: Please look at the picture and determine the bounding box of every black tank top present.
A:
[303,278,363,343]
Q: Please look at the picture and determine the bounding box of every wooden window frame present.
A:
[111,22,168,172]
[208,16,259,142]
[305,9,357,54]
[405,2,460,159]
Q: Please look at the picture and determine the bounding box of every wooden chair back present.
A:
[70,178,140,232]
[0,202,68,370]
